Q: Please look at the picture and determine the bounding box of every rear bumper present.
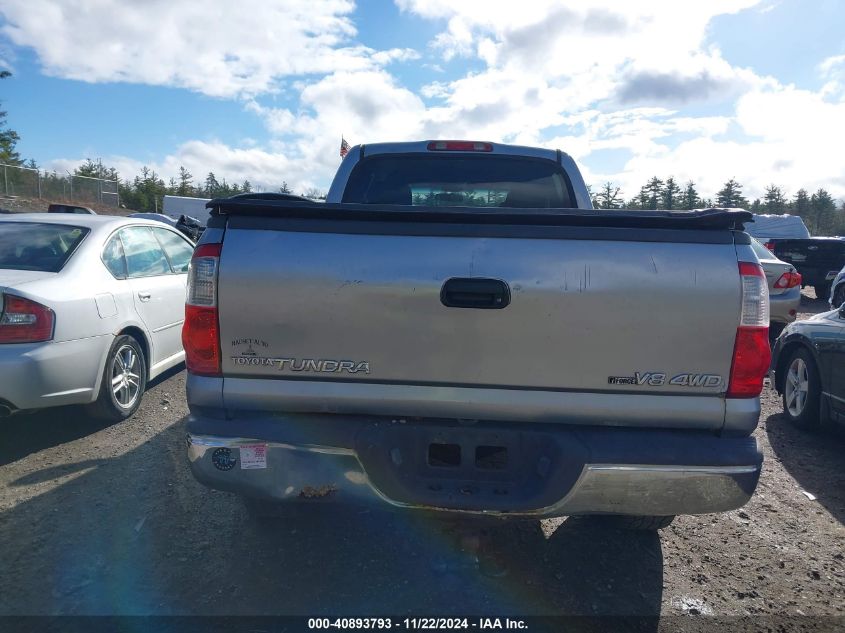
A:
[186,414,762,518]
[0,336,111,412]
[769,286,801,324]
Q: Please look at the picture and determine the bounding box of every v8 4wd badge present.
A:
[608,372,722,388]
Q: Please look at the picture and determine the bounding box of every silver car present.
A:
[0,214,194,420]
[750,238,801,338]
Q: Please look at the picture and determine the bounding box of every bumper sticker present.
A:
[211,447,236,471]
[240,444,267,470]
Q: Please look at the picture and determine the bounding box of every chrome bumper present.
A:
[187,433,760,518]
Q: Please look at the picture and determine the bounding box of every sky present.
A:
[1,0,844,201]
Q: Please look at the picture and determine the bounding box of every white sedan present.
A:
[0,214,195,420]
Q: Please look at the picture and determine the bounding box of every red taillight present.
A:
[774,271,801,289]
[727,262,770,398]
[0,294,54,343]
[183,305,220,375]
[182,243,222,376]
[427,141,493,152]
[726,327,770,398]
[764,242,775,251]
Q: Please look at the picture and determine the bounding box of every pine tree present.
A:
[204,172,219,197]
[279,181,291,194]
[763,185,787,214]
[716,178,747,208]
[645,177,664,210]
[681,181,700,210]
[593,182,622,209]
[74,158,102,178]
[634,185,647,209]
[810,188,836,234]
[241,180,252,193]
[177,166,193,196]
[662,177,681,210]
[791,189,811,223]
[0,70,21,165]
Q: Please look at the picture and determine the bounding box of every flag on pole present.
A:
[340,137,350,158]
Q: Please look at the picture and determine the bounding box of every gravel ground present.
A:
[0,292,843,622]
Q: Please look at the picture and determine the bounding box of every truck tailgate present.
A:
[215,212,744,427]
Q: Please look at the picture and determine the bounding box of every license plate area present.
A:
[475,445,508,470]
[355,420,588,513]
[428,443,461,468]
[426,442,509,470]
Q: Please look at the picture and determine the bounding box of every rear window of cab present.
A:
[342,154,575,208]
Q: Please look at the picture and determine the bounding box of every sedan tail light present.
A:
[0,294,55,343]
[182,243,222,376]
[763,241,775,252]
[773,271,802,289]
[727,262,770,398]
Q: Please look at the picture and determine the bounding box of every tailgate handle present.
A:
[441,278,510,309]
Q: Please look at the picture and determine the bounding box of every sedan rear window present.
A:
[751,238,775,261]
[342,155,574,208]
[0,222,89,272]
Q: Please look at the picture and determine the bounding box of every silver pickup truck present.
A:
[184,141,769,530]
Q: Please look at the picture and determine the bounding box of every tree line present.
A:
[70,159,326,213]
[591,177,845,235]
[1,73,322,209]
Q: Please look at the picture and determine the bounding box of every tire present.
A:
[832,284,845,309]
[580,515,675,531]
[814,283,830,302]
[88,335,147,422]
[781,347,821,429]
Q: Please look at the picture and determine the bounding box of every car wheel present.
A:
[88,335,147,422]
[814,283,830,301]
[832,285,845,309]
[782,348,820,429]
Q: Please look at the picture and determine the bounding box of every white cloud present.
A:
[390,0,845,201]
[19,1,845,203]
[0,0,418,98]
[568,86,845,201]
[819,54,845,99]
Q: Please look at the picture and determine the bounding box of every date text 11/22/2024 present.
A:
[307,618,528,630]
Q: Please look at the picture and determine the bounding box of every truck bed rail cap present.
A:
[205,198,753,231]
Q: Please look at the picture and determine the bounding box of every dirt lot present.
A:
[0,293,843,623]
